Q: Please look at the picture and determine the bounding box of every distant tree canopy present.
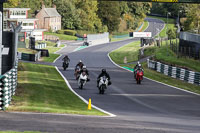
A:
[4,0,151,33]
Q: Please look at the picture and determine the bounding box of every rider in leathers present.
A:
[97,69,111,87]
[79,66,90,81]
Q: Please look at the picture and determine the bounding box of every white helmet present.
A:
[79,60,82,63]
[83,65,86,69]
[138,64,141,67]
[137,61,140,64]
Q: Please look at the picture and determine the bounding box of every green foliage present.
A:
[63,30,77,36]
[183,4,200,32]
[4,0,20,8]
[167,28,176,39]
[57,30,77,36]
[5,0,152,33]
[57,30,64,34]
[98,1,121,32]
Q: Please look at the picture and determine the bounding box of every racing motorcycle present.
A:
[135,69,144,84]
[62,61,69,71]
[98,76,108,94]
[74,66,81,80]
[78,71,88,89]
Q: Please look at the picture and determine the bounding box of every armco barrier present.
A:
[0,61,18,110]
[147,59,200,85]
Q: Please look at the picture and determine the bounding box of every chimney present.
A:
[42,4,45,9]
[53,4,56,9]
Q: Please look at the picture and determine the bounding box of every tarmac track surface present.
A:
[0,18,200,133]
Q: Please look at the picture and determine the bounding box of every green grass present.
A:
[8,62,105,115]
[140,20,149,32]
[109,40,200,94]
[109,41,141,64]
[41,46,61,62]
[18,48,38,54]
[44,32,77,40]
[148,16,176,38]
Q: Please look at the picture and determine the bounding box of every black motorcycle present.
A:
[63,61,69,71]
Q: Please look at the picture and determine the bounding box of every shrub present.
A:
[57,30,64,34]
[64,30,77,36]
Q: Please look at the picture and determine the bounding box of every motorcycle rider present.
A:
[75,60,84,70]
[80,65,90,81]
[62,55,70,70]
[97,69,111,87]
[62,55,70,63]
[134,61,144,78]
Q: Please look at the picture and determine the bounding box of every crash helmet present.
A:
[137,61,140,65]
[138,64,141,67]
[83,65,86,69]
[102,69,106,73]
[79,60,82,63]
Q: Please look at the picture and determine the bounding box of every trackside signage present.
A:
[133,32,152,38]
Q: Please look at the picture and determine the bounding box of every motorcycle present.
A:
[135,69,144,84]
[74,66,81,80]
[62,61,69,71]
[98,76,108,94]
[78,71,88,89]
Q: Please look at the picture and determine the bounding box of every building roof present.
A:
[44,8,61,17]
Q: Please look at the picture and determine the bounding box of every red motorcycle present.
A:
[135,69,144,84]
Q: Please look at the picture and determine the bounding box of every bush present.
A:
[56,30,77,36]
[64,30,77,36]
[57,30,64,34]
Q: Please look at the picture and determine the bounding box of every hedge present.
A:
[57,30,77,36]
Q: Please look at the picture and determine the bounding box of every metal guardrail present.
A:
[0,60,18,110]
[147,59,200,85]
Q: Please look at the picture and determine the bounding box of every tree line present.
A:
[4,0,151,33]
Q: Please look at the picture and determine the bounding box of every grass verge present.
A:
[109,41,200,94]
[140,20,149,32]
[44,32,77,40]
[109,41,140,64]
[8,62,105,115]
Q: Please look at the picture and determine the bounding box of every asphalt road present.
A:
[0,18,200,133]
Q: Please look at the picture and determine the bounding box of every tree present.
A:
[74,0,103,31]
[4,0,20,8]
[183,4,200,33]
[54,0,82,30]
[98,1,121,32]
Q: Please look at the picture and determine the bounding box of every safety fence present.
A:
[0,61,18,110]
[147,59,200,85]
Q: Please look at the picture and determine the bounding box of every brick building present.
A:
[36,5,61,32]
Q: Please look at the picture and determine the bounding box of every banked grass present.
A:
[109,41,200,94]
[8,62,105,115]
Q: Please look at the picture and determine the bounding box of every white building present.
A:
[3,8,46,41]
